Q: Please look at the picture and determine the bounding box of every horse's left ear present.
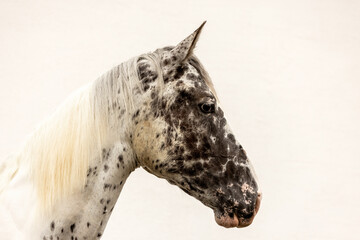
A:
[170,21,206,62]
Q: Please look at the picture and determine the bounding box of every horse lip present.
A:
[214,212,255,228]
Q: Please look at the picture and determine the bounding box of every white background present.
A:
[1,0,359,239]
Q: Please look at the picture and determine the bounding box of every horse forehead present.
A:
[164,65,212,98]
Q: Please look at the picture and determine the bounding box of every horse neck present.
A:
[37,141,137,239]
[37,63,143,239]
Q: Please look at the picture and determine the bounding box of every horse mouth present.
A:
[214,192,262,228]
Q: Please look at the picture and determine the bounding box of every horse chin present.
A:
[214,211,239,228]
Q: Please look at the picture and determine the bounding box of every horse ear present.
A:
[170,21,206,62]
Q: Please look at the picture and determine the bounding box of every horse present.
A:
[0,22,261,240]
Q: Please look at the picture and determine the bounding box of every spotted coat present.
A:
[39,22,261,239]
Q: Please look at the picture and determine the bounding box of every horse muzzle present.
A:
[214,192,262,228]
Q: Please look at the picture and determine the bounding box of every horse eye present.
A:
[199,102,215,113]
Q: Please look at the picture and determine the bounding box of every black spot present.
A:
[102,149,107,159]
[104,164,109,172]
[176,80,184,86]
[132,110,140,119]
[163,58,170,66]
[87,168,92,177]
[160,143,165,150]
[174,65,187,80]
[163,46,174,51]
[87,222,91,228]
[70,223,75,233]
[50,221,55,231]
[186,73,197,80]
[103,183,112,190]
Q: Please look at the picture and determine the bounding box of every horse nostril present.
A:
[242,212,254,219]
[236,192,262,220]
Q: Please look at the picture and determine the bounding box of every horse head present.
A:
[132,22,261,228]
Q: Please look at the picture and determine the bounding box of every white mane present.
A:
[0,52,162,213]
